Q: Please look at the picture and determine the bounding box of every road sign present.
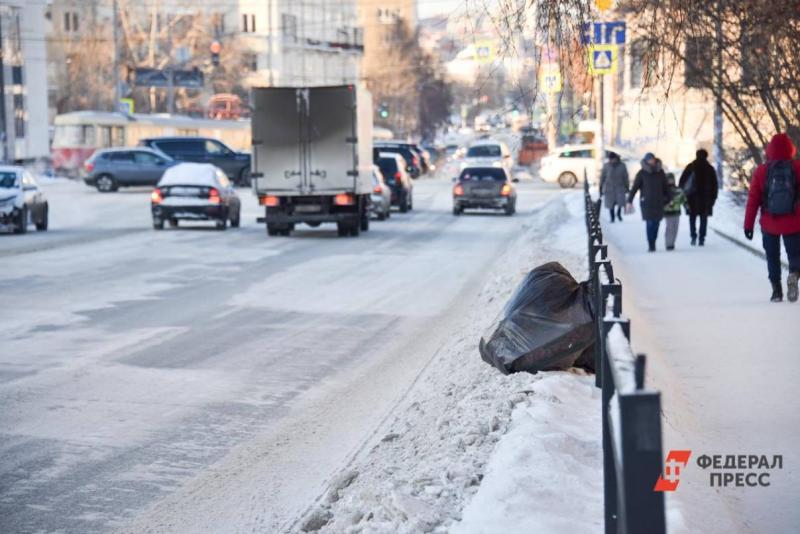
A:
[581,21,626,45]
[118,98,134,114]
[539,65,562,94]
[588,44,618,75]
[595,0,613,10]
[134,68,204,88]
[474,40,495,63]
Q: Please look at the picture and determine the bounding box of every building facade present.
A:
[0,0,49,162]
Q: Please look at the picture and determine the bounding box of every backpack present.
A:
[763,161,798,215]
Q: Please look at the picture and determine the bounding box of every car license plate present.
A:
[170,187,199,196]
[295,204,321,213]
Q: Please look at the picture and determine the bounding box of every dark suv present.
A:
[139,137,252,186]
[373,143,422,178]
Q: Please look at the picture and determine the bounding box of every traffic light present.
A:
[378,102,389,119]
[210,40,221,67]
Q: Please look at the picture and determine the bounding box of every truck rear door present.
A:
[306,87,357,194]
[252,88,305,193]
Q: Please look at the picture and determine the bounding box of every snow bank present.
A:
[452,374,601,534]
[297,191,601,533]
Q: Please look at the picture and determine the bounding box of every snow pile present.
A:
[297,192,601,533]
[452,374,601,534]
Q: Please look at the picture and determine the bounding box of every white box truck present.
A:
[251,85,374,236]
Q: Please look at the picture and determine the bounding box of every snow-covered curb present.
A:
[296,192,601,533]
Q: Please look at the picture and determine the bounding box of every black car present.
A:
[375,153,414,212]
[374,143,422,178]
[139,137,252,186]
[83,148,176,192]
[453,166,517,216]
[151,163,241,230]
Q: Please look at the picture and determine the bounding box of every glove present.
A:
[744,228,754,241]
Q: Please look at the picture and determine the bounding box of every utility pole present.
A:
[113,0,120,111]
[713,0,724,188]
[267,0,274,86]
[0,11,7,163]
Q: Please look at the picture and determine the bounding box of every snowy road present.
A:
[604,215,800,534]
[0,176,563,533]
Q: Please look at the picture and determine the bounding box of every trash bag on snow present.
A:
[479,261,595,374]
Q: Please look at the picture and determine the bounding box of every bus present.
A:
[51,111,251,177]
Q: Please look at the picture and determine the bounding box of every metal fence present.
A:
[584,179,667,534]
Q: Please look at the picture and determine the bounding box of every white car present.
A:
[461,140,514,173]
[0,166,49,233]
[539,144,638,188]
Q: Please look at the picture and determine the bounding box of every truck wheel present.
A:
[360,209,370,231]
[216,218,227,230]
[350,223,361,237]
[453,206,462,216]
[267,224,279,236]
[337,222,349,237]
[238,168,251,187]
[153,217,164,230]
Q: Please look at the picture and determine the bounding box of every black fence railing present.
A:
[584,178,667,534]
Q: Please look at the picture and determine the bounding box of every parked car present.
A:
[376,152,414,212]
[83,148,177,192]
[462,140,514,174]
[517,130,549,166]
[453,166,517,216]
[370,165,392,220]
[150,163,241,230]
[139,136,252,186]
[374,142,422,178]
[0,166,48,233]
[375,140,430,174]
[539,144,637,188]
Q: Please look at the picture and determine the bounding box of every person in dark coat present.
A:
[679,149,718,246]
[600,152,629,223]
[744,133,800,302]
[627,153,670,252]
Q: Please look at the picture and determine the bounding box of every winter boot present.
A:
[771,281,784,303]
[699,238,705,247]
[691,237,697,246]
[648,241,656,253]
[616,206,623,222]
[788,272,799,303]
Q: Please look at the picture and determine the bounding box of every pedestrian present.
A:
[600,151,629,223]
[627,153,670,252]
[743,132,800,303]
[679,149,718,246]
[664,172,686,251]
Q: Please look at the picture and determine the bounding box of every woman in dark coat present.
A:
[600,152,629,222]
[627,153,671,252]
[679,149,718,246]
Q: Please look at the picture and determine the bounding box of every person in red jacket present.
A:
[744,133,800,302]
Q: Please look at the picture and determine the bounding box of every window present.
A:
[244,52,258,72]
[466,145,502,158]
[560,149,593,159]
[133,151,160,165]
[110,151,135,162]
[242,13,256,33]
[63,11,79,32]
[213,14,225,36]
[684,37,712,89]
[0,172,17,188]
[11,66,22,85]
[282,14,298,42]
[13,94,24,138]
[205,140,231,156]
[740,27,770,87]
[629,40,655,89]
[377,158,399,178]
[459,168,507,181]
[157,140,204,156]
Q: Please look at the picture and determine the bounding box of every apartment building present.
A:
[0,1,49,162]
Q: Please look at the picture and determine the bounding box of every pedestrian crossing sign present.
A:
[588,44,618,75]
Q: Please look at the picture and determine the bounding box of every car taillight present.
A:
[394,172,401,181]
[84,161,94,172]
[453,184,464,196]
[501,183,512,196]
[208,187,221,204]
[151,188,163,204]
[259,195,280,207]
[373,185,382,194]
[334,193,355,206]
[413,156,420,167]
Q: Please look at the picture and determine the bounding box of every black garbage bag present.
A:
[480,262,595,374]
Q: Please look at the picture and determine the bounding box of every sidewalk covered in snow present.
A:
[603,211,800,534]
